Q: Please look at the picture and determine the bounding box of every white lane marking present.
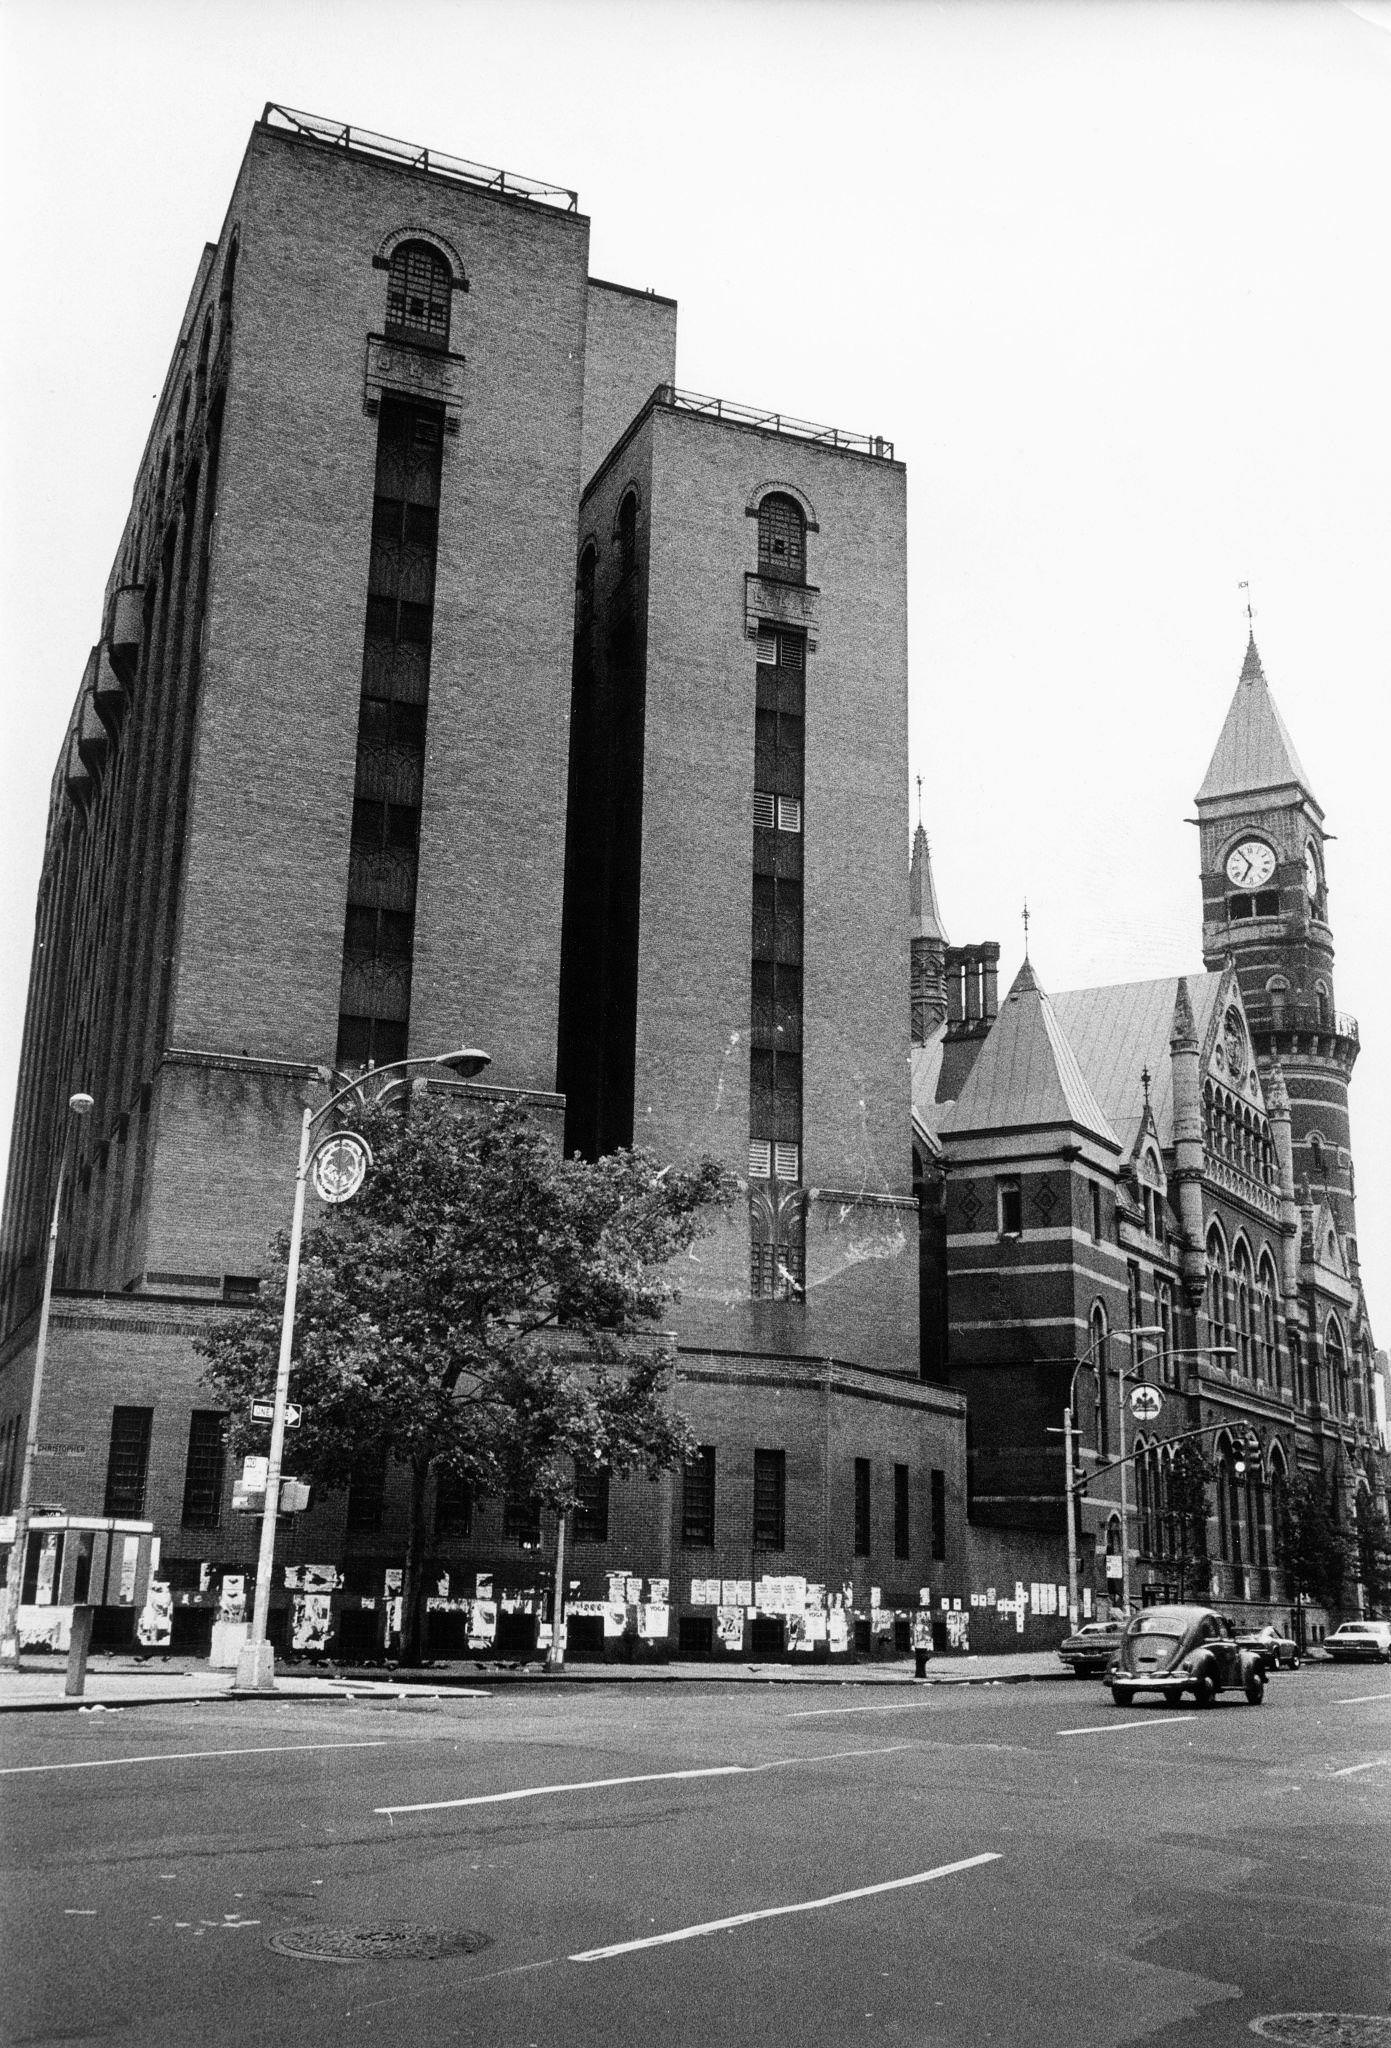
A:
[569,1852,1002,1962]
[1058,1716,1189,1736]
[787,1702,917,1719]
[1329,1758,1390,1777]
[0,1739,395,1777]
[376,1743,912,1817]
[1336,1692,1391,1705]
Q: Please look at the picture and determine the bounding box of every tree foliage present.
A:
[198,1095,734,1661]
[1351,1489,1391,1616]
[1275,1470,1346,1614]
[1167,1440,1213,1601]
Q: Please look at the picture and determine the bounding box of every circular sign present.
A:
[1129,1385,1163,1422]
[310,1130,372,1205]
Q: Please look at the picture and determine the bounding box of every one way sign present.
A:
[251,1400,301,1428]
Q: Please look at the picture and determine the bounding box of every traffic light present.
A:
[1233,1427,1260,1477]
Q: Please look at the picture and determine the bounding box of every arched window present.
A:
[386,241,452,348]
[1203,1082,1214,1151]
[1245,1458,1267,1572]
[195,313,212,409]
[617,491,637,577]
[1206,1227,1230,1356]
[1090,1302,1110,1459]
[1217,1441,1241,1567]
[1257,1254,1278,1384]
[1270,1453,1290,1580]
[1314,982,1329,1028]
[757,493,806,585]
[1326,1318,1347,1416]
[1156,1280,1176,1388]
[1309,1132,1325,1177]
[218,233,238,337]
[1233,1241,1253,1375]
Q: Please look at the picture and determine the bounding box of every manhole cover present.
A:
[268,1925,491,1964]
[1251,2019,1391,2048]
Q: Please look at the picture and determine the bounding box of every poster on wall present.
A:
[284,1563,340,1593]
[722,1579,752,1607]
[136,1580,174,1649]
[468,1599,498,1648]
[291,1593,333,1652]
[827,1609,849,1654]
[946,1609,970,1651]
[716,1606,744,1651]
[219,1575,246,1623]
[639,1604,668,1639]
[603,1603,627,1638]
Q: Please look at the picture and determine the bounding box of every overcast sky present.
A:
[2,0,1388,1334]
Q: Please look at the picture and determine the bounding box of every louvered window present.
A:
[774,1142,800,1183]
[753,790,776,831]
[748,1139,772,1178]
[386,241,452,349]
[756,629,778,666]
[776,796,801,833]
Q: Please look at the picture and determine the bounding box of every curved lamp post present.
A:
[1061,1325,1162,1631]
[233,1045,489,1693]
[0,1091,95,1670]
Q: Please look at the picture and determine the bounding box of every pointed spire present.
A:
[1196,635,1317,809]
[938,955,1118,1148]
[1170,976,1197,1052]
[909,820,950,944]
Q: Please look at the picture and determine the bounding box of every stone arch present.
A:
[744,477,818,531]
[372,224,469,289]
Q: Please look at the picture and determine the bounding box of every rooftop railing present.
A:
[262,105,579,211]
[655,385,894,459]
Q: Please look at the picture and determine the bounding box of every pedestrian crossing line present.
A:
[1336,1692,1391,1705]
[568,1852,1003,1961]
[375,1743,913,1817]
[1058,1717,1189,1736]
[0,1739,398,1777]
[1328,1757,1389,1777]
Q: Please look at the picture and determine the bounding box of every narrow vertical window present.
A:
[434,1467,472,1537]
[346,1447,388,1534]
[105,1406,153,1519]
[753,1448,786,1551]
[930,1469,947,1562]
[180,1411,226,1529]
[894,1464,910,1560]
[853,1458,871,1556]
[504,1494,542,1549]
[1090,1182,1103,1241]
[682,1446,716,1546]
[573,1467,610,1545]
[998,1176,1022,1237]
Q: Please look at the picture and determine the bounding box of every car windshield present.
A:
[1134,1614,1190,1634]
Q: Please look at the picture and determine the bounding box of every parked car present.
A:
[1235,1624,1301,1673]
[1057,1619,1125,1677]
[1323,1620,1391,1663]
[1109,1605,1266,1708]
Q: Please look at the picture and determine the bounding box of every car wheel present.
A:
[1192,1669,1216,1708]
[1243,1663,1266,1705]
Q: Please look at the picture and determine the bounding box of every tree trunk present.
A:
[399,1458,431,1666]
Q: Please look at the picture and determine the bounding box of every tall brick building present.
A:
[912,639,1385,1651]
[0,107,962,1662]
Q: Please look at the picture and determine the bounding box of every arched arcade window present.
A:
[386,241,452,348]
[757,493,806,584]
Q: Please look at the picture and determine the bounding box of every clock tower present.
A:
[1195,633,1360,1247]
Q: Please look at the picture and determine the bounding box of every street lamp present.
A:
[1060,1326,1162,1631]
[0,1091,95,1670]
[233,1045,489,1693]
[1114,1330,1165,1616]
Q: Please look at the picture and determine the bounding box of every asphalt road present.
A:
[1,1666,1387,2048]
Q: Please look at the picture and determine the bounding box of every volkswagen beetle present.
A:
[1109,1604,1266,1708]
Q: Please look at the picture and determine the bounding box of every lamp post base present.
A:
[232,1641,277,1693]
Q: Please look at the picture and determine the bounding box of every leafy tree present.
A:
[1350,1490,1391,1617]
[199,1096,734,1663]
[1275,1470,1346,1619]
[1168,1440,1213,1601]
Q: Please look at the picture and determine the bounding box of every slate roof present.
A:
[936,960,1119,1149]
[1051,971,1226,1160]
[910,1025,948,1152]
[1196,634,1317,807]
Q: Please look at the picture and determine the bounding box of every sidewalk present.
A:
[0,1649,1080,1714]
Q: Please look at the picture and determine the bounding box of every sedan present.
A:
[1109,1604,1266,1708]
[1324,1620,1391,1663]
[1235,1624,1301,1673]
[1057,1620,1125,1677]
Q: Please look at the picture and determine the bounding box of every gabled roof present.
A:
[910,1024,948,1147]
[1051,972,1227,1160]
[1196,634,1318,808]
[936,959,1119,1149]
[909,821,949,944]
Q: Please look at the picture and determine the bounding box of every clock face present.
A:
[1304,840,1320,900]
[1225,839,1276,889]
